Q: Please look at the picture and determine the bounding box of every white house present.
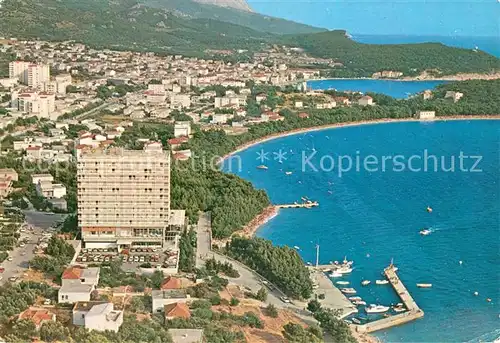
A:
[58,266,100,304]
[72,301,123,332]
[358,96,374,106]
[445,91,464,102]
[416,110,436,120]
[31,174,54,185]
[174,121,191,138]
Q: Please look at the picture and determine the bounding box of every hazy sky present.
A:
[247,0,499,37]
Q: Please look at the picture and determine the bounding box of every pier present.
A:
[276,201,319,209]
[356,264,424,333]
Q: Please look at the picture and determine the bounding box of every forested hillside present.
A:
[283,31,500,77]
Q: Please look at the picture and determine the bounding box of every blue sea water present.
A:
[223,120,500,342]
[307,79,448,99]
[352,35,500,58]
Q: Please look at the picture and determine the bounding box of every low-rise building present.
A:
[0,169,18,199]
[174,121,191,138]
[164,302,190,320]
[18,307,56,330]
[152,289,191,313]
[445,91,464,102]
[358,96,374,106]
[72,301,123,332]
[58,266,100,303]
[168,329,204,343]
[416,110,436,120]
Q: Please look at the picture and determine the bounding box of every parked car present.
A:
[280,296,291,304]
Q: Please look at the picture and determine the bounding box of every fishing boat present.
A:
[420,228,432,236]
[329,272,342,278]
[351,318,362,325]
[417,283,432,288]
[256,165,268,170]
[341,288,357,294]
[361,280,371,286]
[336,281,350,285]
[376,280,389,285]
[365,304,390,314]
[285,171,293,175]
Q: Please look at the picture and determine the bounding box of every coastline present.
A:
[307,72,500,82]
[222,115,500,163]
[222,115,500,240]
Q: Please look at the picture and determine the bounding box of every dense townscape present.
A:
[0,4,499,341]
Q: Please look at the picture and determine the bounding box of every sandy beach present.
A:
[222,115,500,163]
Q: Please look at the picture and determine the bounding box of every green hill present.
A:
[0,0,272,53]
[143,0,323,34]
[283,31,500,77]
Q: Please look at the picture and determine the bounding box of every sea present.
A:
[222,119,500,342]
[306,79,448,99]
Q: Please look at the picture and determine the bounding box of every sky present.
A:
[247,0,500,37]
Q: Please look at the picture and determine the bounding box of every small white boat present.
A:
[336,281,350,285]
[294,246,300,250]
[420,229,432,236]
[256,165,268,170]
[353,300,367,306]
[351,318,362,324]
[349,296,362,301]
[417,283,432,288]
[365,304,390,314]
[285,171,293,175]
[376,280,389,285]
[393,304,406,313]
[426,206,433,213]
[329,272,342,278]
[361,280,371,286]
[341,288,357,294]
[337,267,353,274]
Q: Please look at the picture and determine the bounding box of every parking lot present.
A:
[75,247,179,271]
[0,224,43,284]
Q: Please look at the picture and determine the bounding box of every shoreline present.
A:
[307,72,500,82]
[222,115,500,163]
[222,115,500,240]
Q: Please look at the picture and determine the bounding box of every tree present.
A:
[256,287,268,302]
[265,304,278,318]
[230,297,240,306]
[150,270,164,289]
[314,308,356,343]
[11,319,37,341]
[178,228,196,272]
[282,322,322,343]
[307,299,322,313]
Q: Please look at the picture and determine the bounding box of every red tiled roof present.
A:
[26,146,41,151]
[173,153,189,160]
[298,112,309,118]
[164,302,190,319]
[168,137,188,145]
[18,308,54,327]
[160,276,182,290]
[62,266,83,280]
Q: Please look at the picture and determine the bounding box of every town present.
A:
[0,38,478,343]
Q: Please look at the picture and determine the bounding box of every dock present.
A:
[276,201,319,209]
[356,264,424,333]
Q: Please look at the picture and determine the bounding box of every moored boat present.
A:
[353,300,367,306]
[256,165,268,170]
[351,318,362,325]
[349,296,362,301]
[393,304,406,312]
[336,281,349,285]
[376,279,389,285]
[361,280,371,286]
[341,288,357,294]
[417,283,433,288]
[329,272,342,278]
[365,304,390,314]
[337,267,353,274]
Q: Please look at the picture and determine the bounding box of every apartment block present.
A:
[12,90,55,120]
[77,142,171,250]
[9,61,50,88]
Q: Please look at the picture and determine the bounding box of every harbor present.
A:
[355,264,424,333]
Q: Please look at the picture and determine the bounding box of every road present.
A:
[195,212,314,320]
[74,99,117,121]
[0,225,42,285]
[23,210,66,230]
